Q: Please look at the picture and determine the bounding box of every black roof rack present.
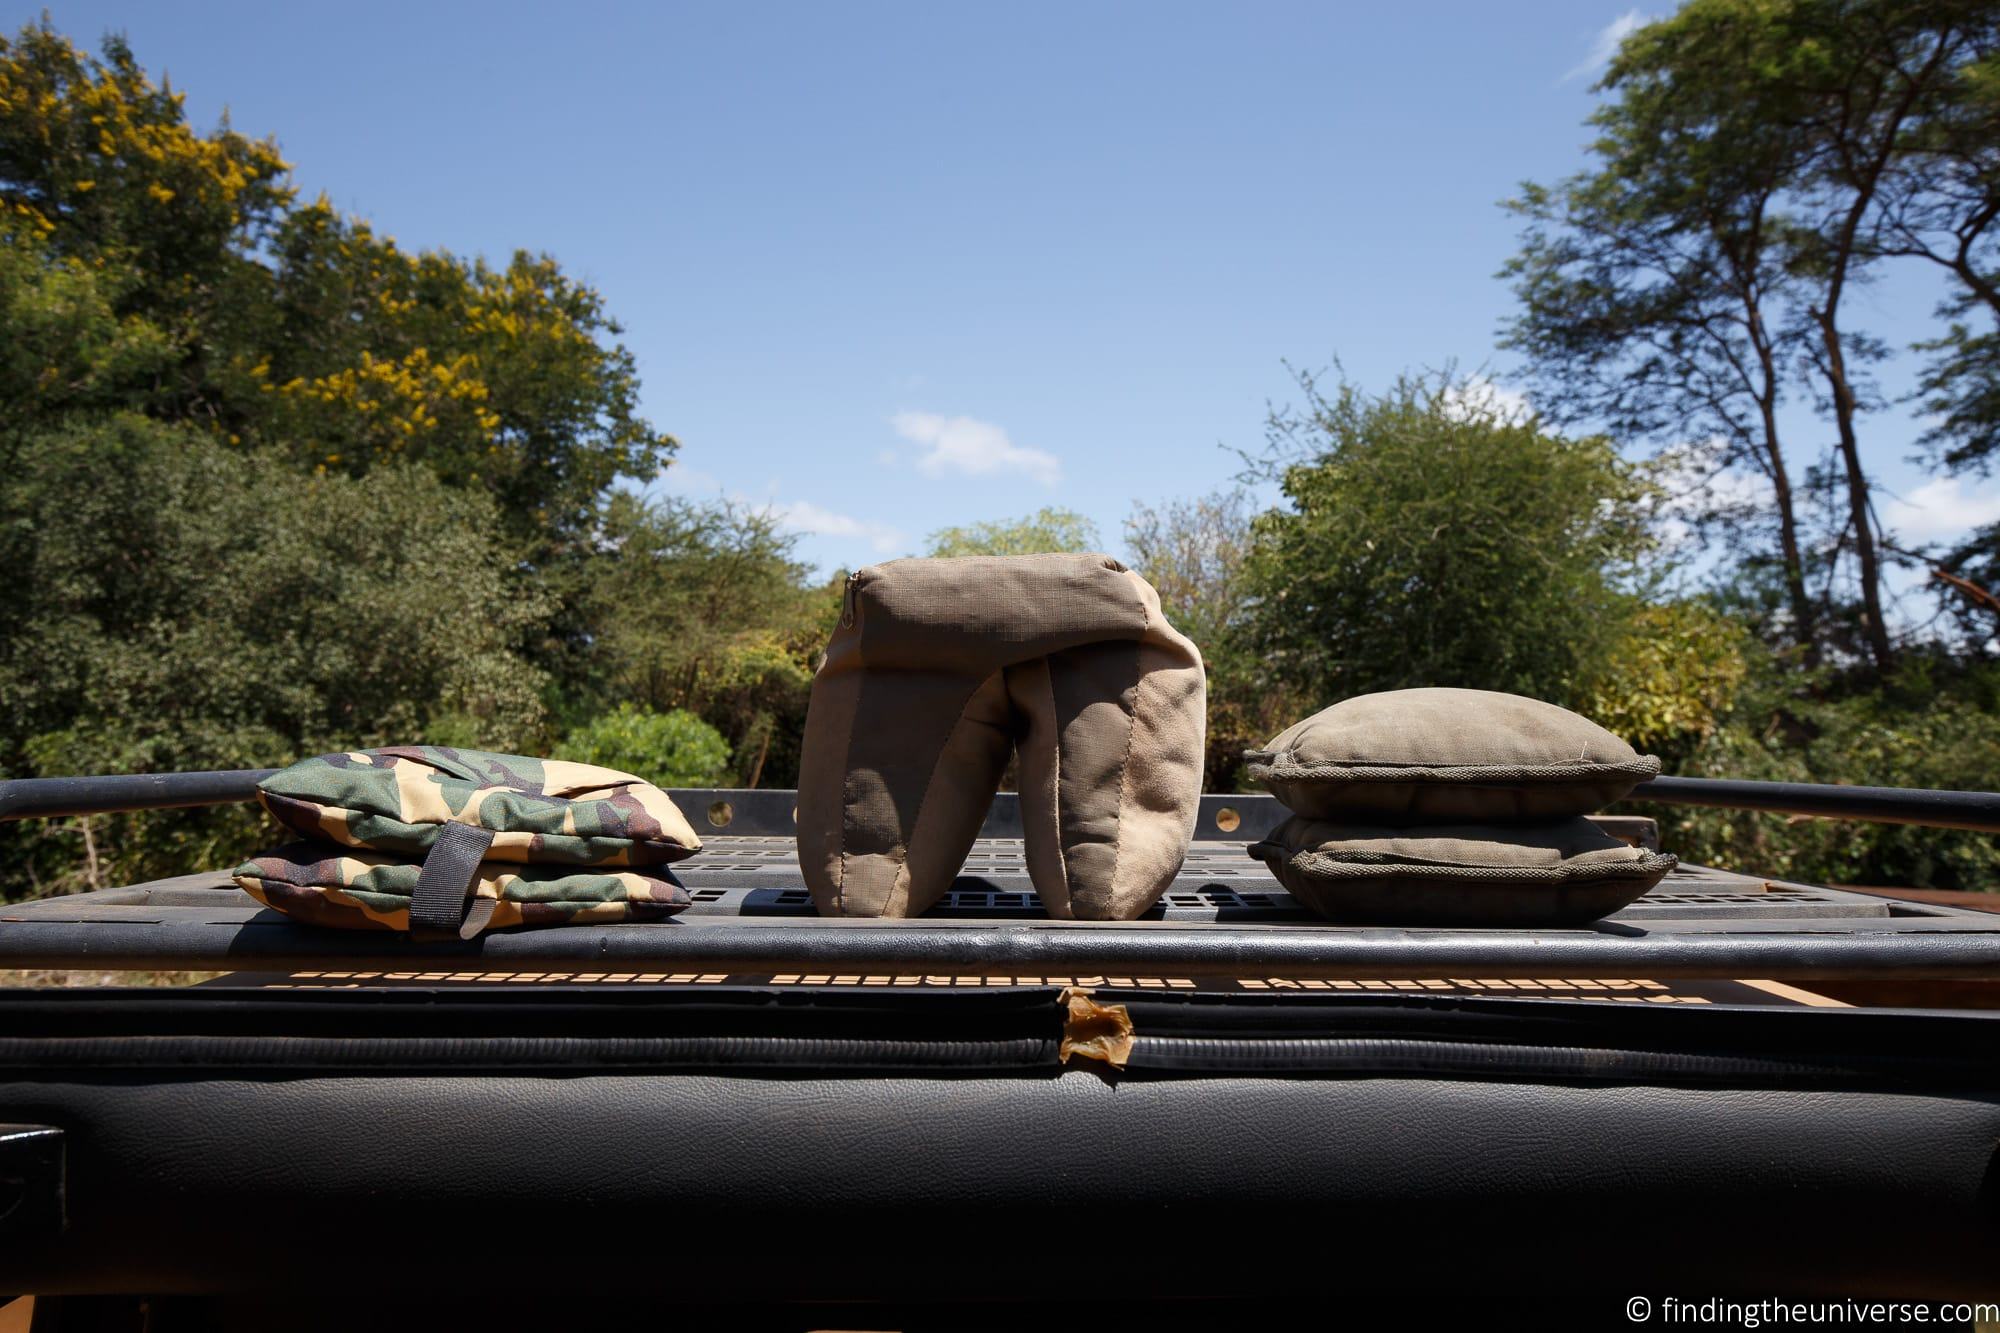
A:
[3,773,1998,982]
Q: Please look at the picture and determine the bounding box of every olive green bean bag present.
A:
[1246,688,1660,823]
[1248,816,1676,926]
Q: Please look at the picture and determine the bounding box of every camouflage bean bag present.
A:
[1245,688,1660,824]
[235,843,690,935]
[1248,816,1676,927]
[797,553,1205,920]
[238,746,701,937]
[255,746,702,866]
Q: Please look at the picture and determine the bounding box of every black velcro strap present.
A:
[409,821,496,938]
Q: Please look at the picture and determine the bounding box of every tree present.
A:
[1504,0,2000,675]
[0,19,698,897]
[1502,95,1818,657]
[0,21,677,557]
[0,21,293,300]
[0,416,550,897]
[925,507,1101,557]
[1929,523,2000,644]
[229,201,677,549]
[1576,600,1751,756]
[0,220,172,442]
[554,705,731,788]
[1125,492,1254,646]
[1874,13,2000,604]
[1126,490,1299,787]
[1762,0,1980,673]
[570,494,831,787]
[1239,368,1658,707]
[1886,24,2000,470]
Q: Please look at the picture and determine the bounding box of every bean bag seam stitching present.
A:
[1104,576,1146,913]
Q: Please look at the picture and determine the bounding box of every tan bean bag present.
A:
[797,553,1205,920]
[1245,688,1660,823]
[1248,815,1676,927]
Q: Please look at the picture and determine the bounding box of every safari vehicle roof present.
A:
[5,771,2000,1321]
[4,778,2000,999]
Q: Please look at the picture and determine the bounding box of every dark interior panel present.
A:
[1,1068,1996,1302]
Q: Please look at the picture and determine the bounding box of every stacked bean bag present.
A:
[1244,689,1675,926]
[234,747,702,937]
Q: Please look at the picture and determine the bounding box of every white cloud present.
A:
[1881,476,2000,544]
[890,410,1062,487]
[1645,443,1770,554]
[656,458,903,556]
[1440,375,1533,425]
[762,499,905,554]
[1563,9,1647,83]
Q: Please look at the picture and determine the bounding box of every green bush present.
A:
[1644,692,2000,893]
[569,494,830,788]
[0,416,551,900]
[1242,369,1656,707]
[556,705,731,788]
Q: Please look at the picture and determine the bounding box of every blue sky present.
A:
[22,1,1997,580]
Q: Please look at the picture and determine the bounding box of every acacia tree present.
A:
[1874,13,2000,640]
[1505,0,2000,674]
[1503,144,1817,656]
[1870,8,2000,469]
[1772,1,1991,671]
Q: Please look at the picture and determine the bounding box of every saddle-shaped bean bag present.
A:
[1247,815,1676,927]
[797,553,1205,920]
[1245,688,1660,823]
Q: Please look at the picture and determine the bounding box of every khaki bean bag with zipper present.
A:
[797,553,1205,920]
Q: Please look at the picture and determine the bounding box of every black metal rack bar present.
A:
[0,770,277,822]
[3,914,2000,980]
[5,769,1999,983]
[1629,775,2000,833]
[5,770,2000,834]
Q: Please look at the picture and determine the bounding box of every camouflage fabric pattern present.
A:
[256,746,701,867]
[233,842,690,934]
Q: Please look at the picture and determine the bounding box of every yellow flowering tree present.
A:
[0,19,689,897]
[228,200,674,544]
[0,21,674,551]
[0,23,291,307]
